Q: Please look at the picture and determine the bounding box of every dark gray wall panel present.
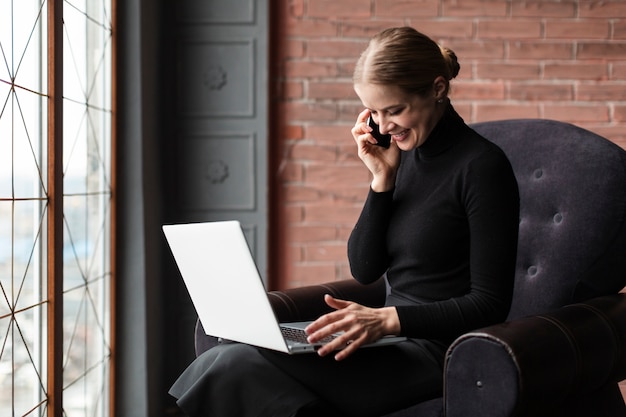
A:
[175,0,268,280]
[178,40,255,117]
[177,0,255,23]
[179,133,256,210]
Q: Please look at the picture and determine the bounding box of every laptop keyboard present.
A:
[280,326,336,344]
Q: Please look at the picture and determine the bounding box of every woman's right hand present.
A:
[351,109,401,192]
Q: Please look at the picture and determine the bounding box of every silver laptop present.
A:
[163,220,405,354]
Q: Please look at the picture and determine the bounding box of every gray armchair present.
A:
[195,119,626,417]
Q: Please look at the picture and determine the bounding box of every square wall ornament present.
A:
[179,133,256,211]
[178,40,255,117]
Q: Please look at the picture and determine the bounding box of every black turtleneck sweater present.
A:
[348,105,520,342]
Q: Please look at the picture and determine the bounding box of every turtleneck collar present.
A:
[416,103,466,160]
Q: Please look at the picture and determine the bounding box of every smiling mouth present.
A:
[392,130,409,139]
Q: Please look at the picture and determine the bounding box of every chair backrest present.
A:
[471,119,626,320]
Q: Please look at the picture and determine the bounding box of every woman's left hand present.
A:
[305,294,401,361]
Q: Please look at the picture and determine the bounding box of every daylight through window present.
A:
[0,1,113,416]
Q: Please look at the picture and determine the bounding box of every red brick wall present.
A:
[269,0,626,290]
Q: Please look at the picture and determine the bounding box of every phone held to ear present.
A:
[367,116,392,148]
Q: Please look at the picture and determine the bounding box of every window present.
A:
[0,1,114,416]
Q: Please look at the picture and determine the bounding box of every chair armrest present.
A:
[444,293,626,417]
[268,278,387,322]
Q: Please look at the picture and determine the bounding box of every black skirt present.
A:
[169,337,446,417]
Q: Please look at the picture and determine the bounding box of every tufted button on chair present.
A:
[194,119,626,417]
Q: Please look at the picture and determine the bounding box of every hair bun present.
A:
[440,46,460,80]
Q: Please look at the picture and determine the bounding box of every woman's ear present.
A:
[433,76,449,101]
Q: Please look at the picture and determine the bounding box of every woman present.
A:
[170,26,519,417]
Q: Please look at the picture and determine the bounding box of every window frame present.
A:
[49,1,117,415]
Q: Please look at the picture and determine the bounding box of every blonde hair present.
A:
[353,27,460,96]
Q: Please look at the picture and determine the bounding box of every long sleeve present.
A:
[347,188,394,284]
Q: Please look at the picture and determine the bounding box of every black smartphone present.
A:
[367,116,391,148]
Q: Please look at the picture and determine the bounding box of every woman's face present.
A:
[354,82,445,151]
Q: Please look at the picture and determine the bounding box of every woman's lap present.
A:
[170,339,445,417]
[170,343,318,417]
[260,338,445,416]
